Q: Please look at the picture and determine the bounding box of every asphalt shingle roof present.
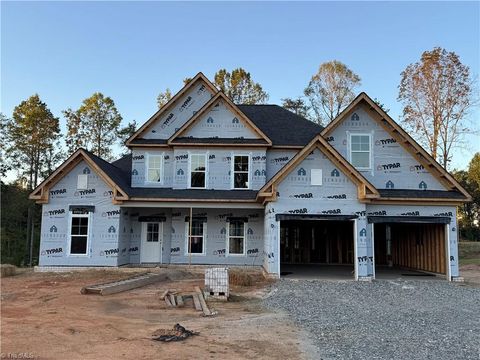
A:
[237,105,324,146]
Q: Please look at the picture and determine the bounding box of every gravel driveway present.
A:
[263,280,480,360]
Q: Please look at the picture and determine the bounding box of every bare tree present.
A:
[398,47,475,169]
[304,61,361,125]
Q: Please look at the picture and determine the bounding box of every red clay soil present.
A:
[1,269,305,360]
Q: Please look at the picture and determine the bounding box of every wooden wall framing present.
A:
[374,223,446,274]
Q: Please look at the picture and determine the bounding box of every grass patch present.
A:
[459,241,480,266]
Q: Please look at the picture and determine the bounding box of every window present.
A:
[147,154,163,183]
[233,155,249,189]
[350,134,371,169]
[186,218,205,254]
[69,210,89,255]
[190,154,206,188]
[228,220,245,255]
[146,223,160,242]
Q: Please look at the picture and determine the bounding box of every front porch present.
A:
[118,203,265,268]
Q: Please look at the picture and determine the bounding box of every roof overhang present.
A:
[167,92,272,146]
[126,72,218,146]
[321,92,472,202]
[257,134,380,203]
[29,149,129,204]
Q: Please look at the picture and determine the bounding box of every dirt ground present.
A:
[460,264,480,286]
[1,269,306,360]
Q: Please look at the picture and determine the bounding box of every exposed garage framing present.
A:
[368,216,450,279]
[276,214,358,279]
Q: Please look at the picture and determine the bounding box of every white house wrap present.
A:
[30,74,470,281]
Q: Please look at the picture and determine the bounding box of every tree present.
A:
[281,97,311,118]
[214,68,269,104]
[454,153,480,241]
[5,95,61,190]
[304,60,361,125]
[64,92,123,160]
[1,183,41,266]
[398,47,474,169]
[117,120,137,156]
[157,88,172,109]
[0,113,12,179]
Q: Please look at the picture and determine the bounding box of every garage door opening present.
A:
[373,221,447,279]
[279,219,355,279]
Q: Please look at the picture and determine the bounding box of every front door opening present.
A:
[280,220,354,278]
[374,223,446,277]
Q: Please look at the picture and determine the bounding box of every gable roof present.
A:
[168,92,272,146]
[257,134,380,202]
[126,72,218,146]
[321,92,472,201]
[29,149,129,204]
[238,105,324,147]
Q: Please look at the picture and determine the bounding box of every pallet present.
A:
[81,273,168,295]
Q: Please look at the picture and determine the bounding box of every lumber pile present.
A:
[81,273,168,295]
[161,287,214,316]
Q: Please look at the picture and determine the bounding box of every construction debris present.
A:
[152,323,199,342]
[81,273,168,295]
[161,287,215,316]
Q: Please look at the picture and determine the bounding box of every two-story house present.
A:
[30,72,471,280]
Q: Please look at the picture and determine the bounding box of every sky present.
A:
[1,1,479,177]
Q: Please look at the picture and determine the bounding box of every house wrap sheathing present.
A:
[31,73,470,280]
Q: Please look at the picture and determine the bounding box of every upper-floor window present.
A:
[350,134,372,169]
[190,154,206,188]
[233,155,249,189]
[147,154,163,183]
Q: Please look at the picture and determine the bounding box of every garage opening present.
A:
[277,214,356,279]
[370,216,449,278]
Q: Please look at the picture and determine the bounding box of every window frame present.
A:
[231,154,251,190]
[145,152,164,185]
[348,132,373,170]
[226,220,247,256]
[188,153,208,189]
[184,219,207,256]
[67,211,91,257]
